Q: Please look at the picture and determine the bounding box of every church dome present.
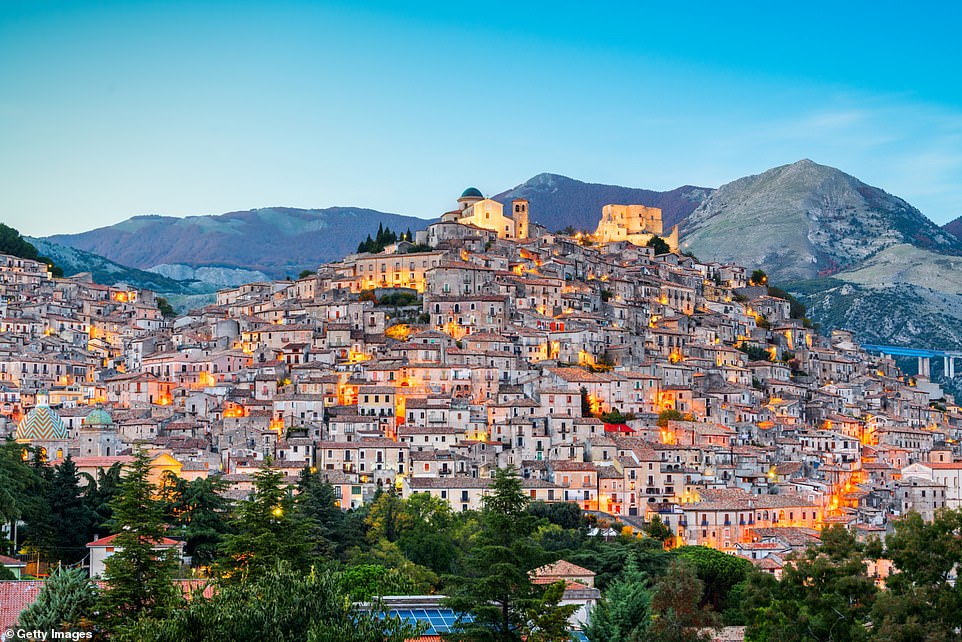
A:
[83,408,114,429]
[16,404,68,442]
[459,187,483,199]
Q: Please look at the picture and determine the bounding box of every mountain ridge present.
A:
[46,206,432,279]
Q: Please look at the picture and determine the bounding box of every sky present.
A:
[1,1,961,236]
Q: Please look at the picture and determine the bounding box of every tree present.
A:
[649,559,719,642]
[164,474,233,568]
[156,297,175,318]
[125,561,421,642]
[656,409,683,428]
[870,509,962,641]
[585,552,652,642]
[396,492,460,576]
[84,462,124,538]
[217,462,315,582]
[743,525,876,642]
[98,449,182,631]
[444,466,548,641]
[749,269,768,286]
[523,581,578,642]
[0,440,45,555]
[643,516,673,545]
[675,546,752,611]
[647,236,671,256]
[298,269,314,279]
[18,566,98,632]
[528,501,583,531]
[580,386,592,417]
[32,455,95,564]
[295,466,353,559]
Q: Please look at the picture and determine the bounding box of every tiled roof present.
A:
[0,581,43,631]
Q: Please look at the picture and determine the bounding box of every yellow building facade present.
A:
[594,204,679,250]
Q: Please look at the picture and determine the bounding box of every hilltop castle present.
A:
[593,204,679,250]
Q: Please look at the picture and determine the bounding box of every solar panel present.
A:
[384,607,470,634]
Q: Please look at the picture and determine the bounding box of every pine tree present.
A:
[295,467,341,558]
[585,552,652,642]
[18,566,98,632]
[217,462,315,582]
[162,474,233,568]
[97,449,182,630]
[444,466,550,641]
[42,455,95,564]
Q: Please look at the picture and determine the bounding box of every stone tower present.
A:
[511,199,529,240]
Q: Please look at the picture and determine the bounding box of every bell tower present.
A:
[512,199,529,240]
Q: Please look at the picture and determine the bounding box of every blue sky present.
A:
[1,1,960,235]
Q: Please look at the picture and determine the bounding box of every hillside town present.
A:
[2,186,958,586]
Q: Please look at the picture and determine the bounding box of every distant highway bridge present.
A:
[862,344,962,378]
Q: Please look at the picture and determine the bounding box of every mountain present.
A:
[684,159,962,282]
[943,215,962,239]
[683,159,962,351]
[28,237,210,294]
[492,173,711,233]
[45,207,431,280]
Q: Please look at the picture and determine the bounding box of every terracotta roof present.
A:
[0,581,43,631]
[531,560,595,578]
[87,534,182,548]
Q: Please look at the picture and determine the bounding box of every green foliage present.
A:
[749,269,768,286]
[656,409,693,427]
[443,466,549,641]
[601,289,613,302]
[359,289,378,303]
[217,462,316,582]
[27,455,95,564]
[125,562,421,642]
[737,342,772,362]
[340,562,424,601]
[647,235,672,255]
[580,386,592,417]
[156,296,175,317]
[643,515,673,544]
[528,501,584,530]
[523,581,579,642]
[295,467,357,560]
[161,473,233,567]
[298,269,314,279]
[357,223,399,254]
[585,552,652,642]
[675,546,752,611]
[870,509,962,641]
[600,408,636,424]
[18,566,98,632]
[743,525,876,642]
[98,450,183,631]
[377,291,418,307]
[649,559,719,642]
[0,441,46,554]
[0,223,61,276]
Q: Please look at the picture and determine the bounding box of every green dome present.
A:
[16,404,68,442]
[83,408,114,428]
[460,187,483,199]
